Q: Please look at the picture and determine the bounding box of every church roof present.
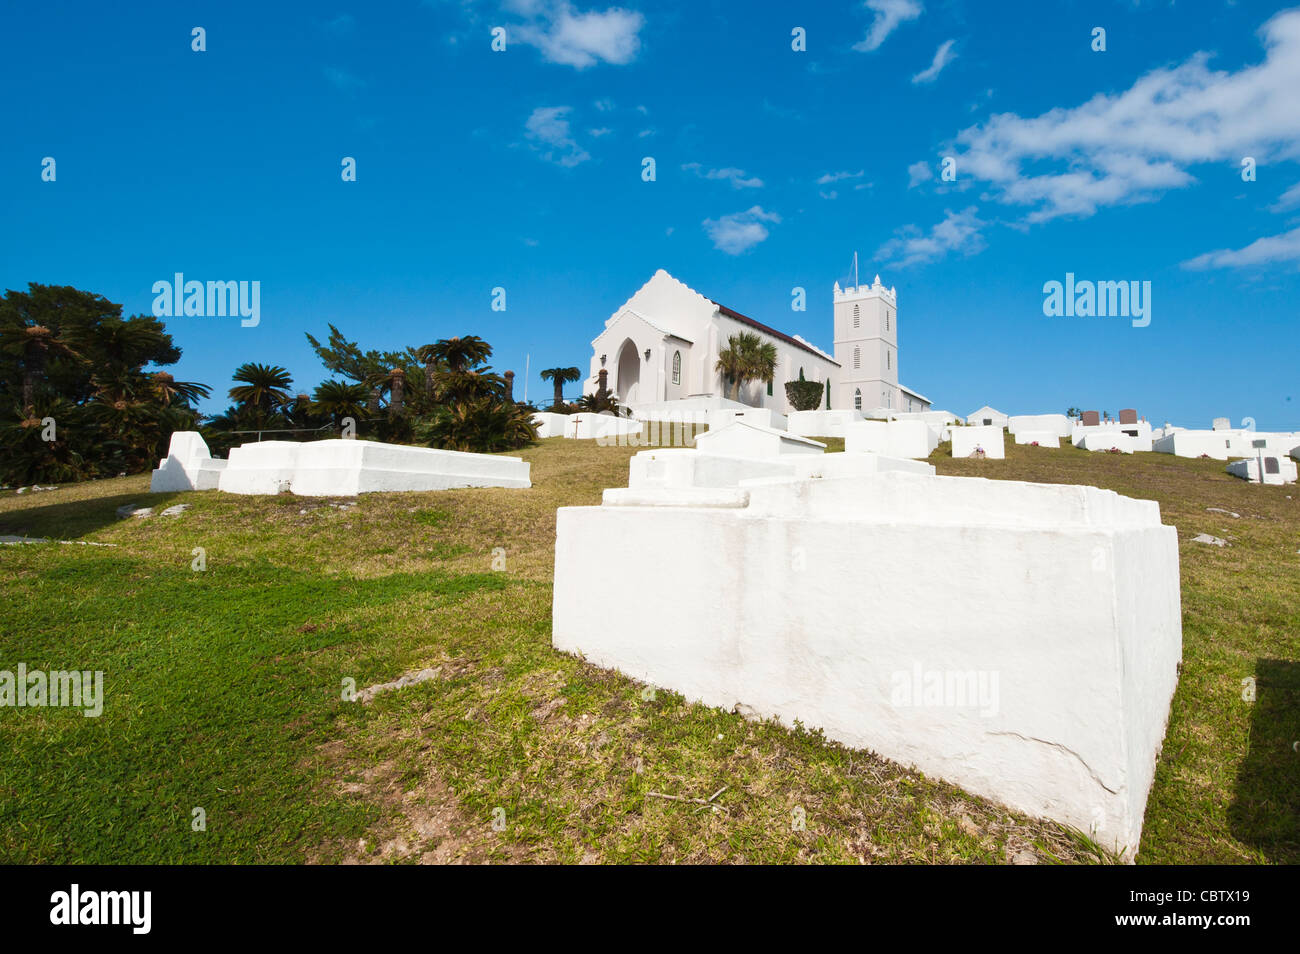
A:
[710,301,841,366]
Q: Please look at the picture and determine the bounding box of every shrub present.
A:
[784,380,824,411]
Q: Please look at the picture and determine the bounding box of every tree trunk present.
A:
[552,380,563,409]
[389,373,404,418]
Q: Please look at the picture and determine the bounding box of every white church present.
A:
[584,269,930,416]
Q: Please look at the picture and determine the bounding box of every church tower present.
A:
[832,274,898,413]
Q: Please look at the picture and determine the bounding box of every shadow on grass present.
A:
[0,491,189,541]
[1228,657,1300,862]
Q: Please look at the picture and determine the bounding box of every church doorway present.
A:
[615,338,640,403]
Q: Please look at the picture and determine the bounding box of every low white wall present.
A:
[845,420,936,459]
[787,409,862,438]
[553,471,1182,857]
[566,414,641,441]
[951,425,1005,459]
[531,412,569,438]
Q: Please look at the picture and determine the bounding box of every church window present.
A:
[766,378,773,396]
[886,311,891,331]
[853,304,860,328]
[853,347,860,369]
[854,388,862,410]
[886,350,890,370]
[672,351,681,385]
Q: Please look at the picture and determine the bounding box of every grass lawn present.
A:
[0,436,1296,864]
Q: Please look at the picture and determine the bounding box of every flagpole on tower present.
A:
[853,251,859,288]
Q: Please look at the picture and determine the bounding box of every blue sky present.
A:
[3,0,1299,427]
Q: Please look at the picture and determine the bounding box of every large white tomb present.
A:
[1227,455,1298,485]
[786,409,862,438]
[216,438,530,495]
[845,419,937,459]
[1008,414,1073,438]
[553,470,1182,857]
[950,424,1006,459]
[150,432,228,491]
[627,447,933,491]
[694,421,823,458]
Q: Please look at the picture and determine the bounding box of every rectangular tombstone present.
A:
[553,472,1182,858]
[1082,411,1101,427]
[1119,409,1138,425]
[1008,414,1073,438]
[950,424,1006,459]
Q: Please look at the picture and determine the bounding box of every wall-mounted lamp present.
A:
[644,349,651,362]
[599,354,606,367]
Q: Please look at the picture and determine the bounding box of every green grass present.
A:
[0,436,1295,863]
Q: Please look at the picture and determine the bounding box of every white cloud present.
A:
[319,14,356,35]
[683,163,763,189]
[912,38,956,84]
[702,206,781,255]
[817,170,865,185]
[947,9,1300,223]
[1182,225,1300,269]
[853,0,922,53]
[877,207,985,268]
[1271,181,1300,211]
[637,127,656,138]
[324,67,366,93]
[907,160,933,188]
[524,106,591,166]
[512,2,644,69]
[588,126,613,137]
[594,97,615,111]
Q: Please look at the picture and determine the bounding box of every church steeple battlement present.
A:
[833,274,897,306]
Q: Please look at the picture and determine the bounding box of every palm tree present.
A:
[228,363,293,423]
[0,324,82,413]
[148,371,210,407]
[540,367,581,410]
[425,336,493,374]
[715,332,777,403]
[311,380,368,427]
[365,366,409,418]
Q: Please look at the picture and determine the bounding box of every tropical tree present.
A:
[426,335,492,374]
[421,398,537,453]
[540,366,582,410]
[0,284,207,480]
[715,332,777,403]
[228,363,293,424]
[0,324,82,413]
[311,380,368,428]
[574,390,625,415]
